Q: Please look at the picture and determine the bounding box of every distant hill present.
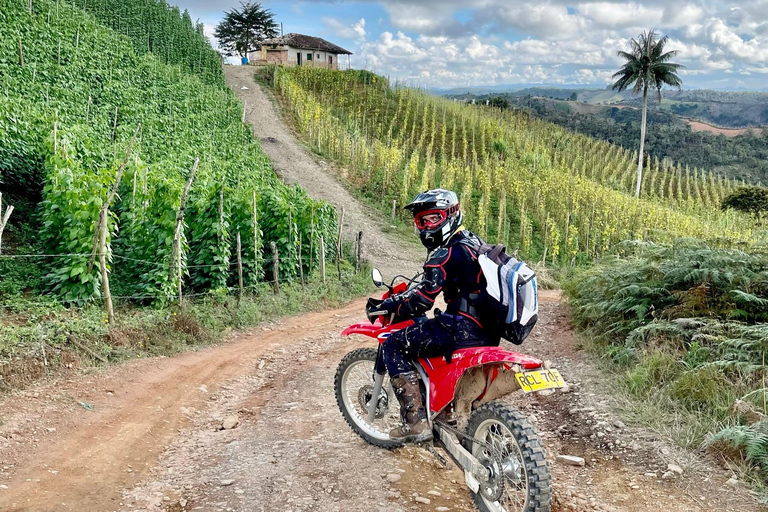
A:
[447,88,768,128]
[454,94,768,185]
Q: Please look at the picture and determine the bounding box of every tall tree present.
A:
[214,2,278,58]
[612,30,684,198]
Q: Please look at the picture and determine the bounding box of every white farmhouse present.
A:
[250,33,352,69]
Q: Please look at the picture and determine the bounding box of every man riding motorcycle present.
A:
[377,189,499,443]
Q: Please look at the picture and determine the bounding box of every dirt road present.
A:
[0,295,758,512]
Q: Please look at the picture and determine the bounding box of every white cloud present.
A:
[577,2,663,29]
[705,18,768,63]
[488,3,590,40]
[323,17,367,41]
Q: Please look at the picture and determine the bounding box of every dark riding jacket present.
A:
[381,230,488,329]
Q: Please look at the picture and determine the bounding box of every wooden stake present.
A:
[391,199,397,219]
[355,231,363,274]
[298,232,304,284]
[309,207,315,269]
[0,193,15,255]
[98,204,115,324]
[88,125,141,325]
[236,232,244,304]
[171,158,200,309]
[319,236,326,283]
[95,126,142,324]
[18,37,23,67]
[242,100,247,123]
[252,191,260,285]
[337,207,344,280]
[271,242,279,294]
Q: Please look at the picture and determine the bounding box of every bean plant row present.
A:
[274,67,764,264]
[0,0,337,303]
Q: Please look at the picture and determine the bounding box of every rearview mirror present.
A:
[371,268,384,287]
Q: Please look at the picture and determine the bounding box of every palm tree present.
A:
[612,30,684,198]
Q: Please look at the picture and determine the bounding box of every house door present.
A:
[297,52,302,66]
[329,55,333,68]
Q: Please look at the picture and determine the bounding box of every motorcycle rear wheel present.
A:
[334,348,405,449]
[464,402,551,512]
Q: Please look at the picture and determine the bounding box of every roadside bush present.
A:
[565,240,768,480]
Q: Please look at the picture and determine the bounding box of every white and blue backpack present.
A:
[464,242,539,344]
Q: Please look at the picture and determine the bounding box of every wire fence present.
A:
[0,252,241,269]
[0,228,363,314]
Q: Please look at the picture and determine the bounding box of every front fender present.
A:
[341,322,381,338]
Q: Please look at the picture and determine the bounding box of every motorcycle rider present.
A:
[376,189,498,443]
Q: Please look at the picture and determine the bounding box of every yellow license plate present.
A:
[515,369,565,393]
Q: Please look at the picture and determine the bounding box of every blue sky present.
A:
[173,1,768,90]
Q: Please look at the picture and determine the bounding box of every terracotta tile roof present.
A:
[262,33,353,55]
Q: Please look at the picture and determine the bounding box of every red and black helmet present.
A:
[405,189,463,251]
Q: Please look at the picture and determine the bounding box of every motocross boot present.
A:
[389,371,433,443]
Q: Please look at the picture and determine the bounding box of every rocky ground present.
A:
[0,295,759,512]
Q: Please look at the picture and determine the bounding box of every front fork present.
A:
[366,345,388,424]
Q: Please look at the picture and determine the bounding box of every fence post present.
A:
[337,207,345,280]
[171,158,200,310]
[237,232,244,304]
[298,232,304,284]
[271,241,279,294]
[309,207,315,269]
[252,191,260,287]
[0,193,14,255]
[355,231,363,274]
[391,199,397,220]
[319,236,326,283]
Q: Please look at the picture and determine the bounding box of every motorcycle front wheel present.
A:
[334,348,405,449]
[463,402,551,512]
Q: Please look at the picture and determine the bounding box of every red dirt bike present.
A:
[334,269,565,512]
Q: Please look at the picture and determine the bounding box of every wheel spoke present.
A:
[340,358,400,441]
[472,417,530,512]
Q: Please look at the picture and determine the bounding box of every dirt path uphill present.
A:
[224,65,425,279]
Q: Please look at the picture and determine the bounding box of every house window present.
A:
[307,53,312,61]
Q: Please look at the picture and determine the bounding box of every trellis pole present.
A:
[0,194,14,255]
[355,231,363,274]
[236,232,244,304]
[252,191,260,286]
[87,125,141,324]
[319,236,326,283]
[271,242,279,294]
[171,158,200,310]
[337,207,345,280]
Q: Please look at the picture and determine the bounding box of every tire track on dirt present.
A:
[0,303,366,512]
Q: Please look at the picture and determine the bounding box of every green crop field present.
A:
[272,67,765,265]
[0,0,338,305]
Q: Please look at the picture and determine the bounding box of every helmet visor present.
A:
[413,209,448,230]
